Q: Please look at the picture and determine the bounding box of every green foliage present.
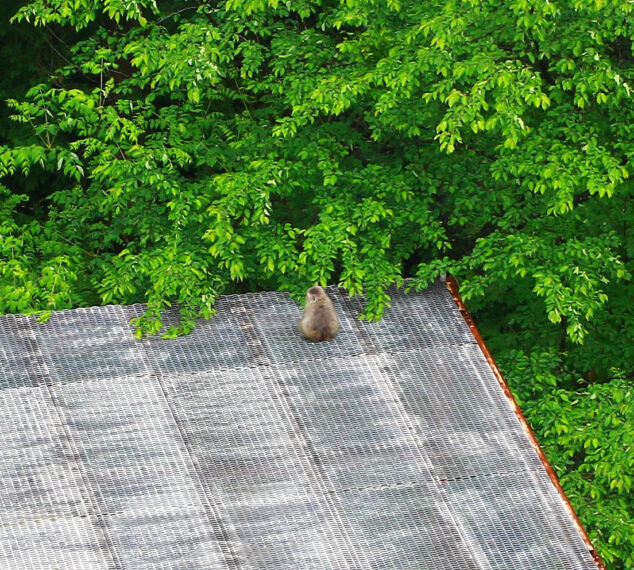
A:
[1,0,630,339]
[536,375,633,570]
[0,184,87,314]
[479,276,634,569]
[502,356,634,569]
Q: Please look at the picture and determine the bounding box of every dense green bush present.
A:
[0,1,632,566]
[494,349,633,569]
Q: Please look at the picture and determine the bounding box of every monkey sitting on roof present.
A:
[299,286,339,342]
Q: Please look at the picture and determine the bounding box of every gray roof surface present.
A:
[0,282,598,569]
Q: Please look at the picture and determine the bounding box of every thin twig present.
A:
[156,6,198,24]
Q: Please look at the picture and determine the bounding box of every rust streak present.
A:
[445,276,606,570]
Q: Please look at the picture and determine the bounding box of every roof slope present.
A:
[0,281,599,569]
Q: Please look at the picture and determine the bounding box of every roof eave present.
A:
[445,276,606,570]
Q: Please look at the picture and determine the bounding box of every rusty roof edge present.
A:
[445,276,606,570]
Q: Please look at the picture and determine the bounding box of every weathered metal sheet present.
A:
[0,282,599,569]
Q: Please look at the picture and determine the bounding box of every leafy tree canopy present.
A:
[1,0,631,339]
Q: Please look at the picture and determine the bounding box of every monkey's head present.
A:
[306,286,325,304]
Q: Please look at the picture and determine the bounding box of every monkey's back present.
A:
[300,299,339,341]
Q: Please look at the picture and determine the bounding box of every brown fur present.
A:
[299,286,339,342]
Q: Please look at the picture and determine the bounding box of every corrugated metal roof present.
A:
[0,281,600,569]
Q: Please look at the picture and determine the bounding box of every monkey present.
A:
[299,286,339,342]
